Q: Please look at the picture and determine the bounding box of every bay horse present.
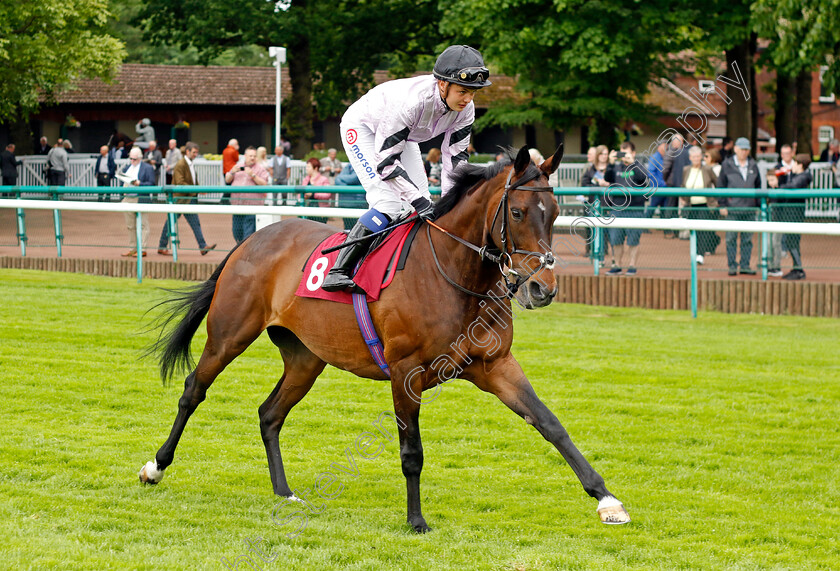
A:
[139,145,630,530]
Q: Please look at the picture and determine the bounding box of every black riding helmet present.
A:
[432,45,492,88]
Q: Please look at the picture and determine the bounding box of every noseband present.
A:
[427,166,556,299]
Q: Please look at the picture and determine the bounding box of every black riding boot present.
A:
[321,221,375,292]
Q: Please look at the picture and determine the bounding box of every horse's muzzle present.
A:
[522,279,557,309]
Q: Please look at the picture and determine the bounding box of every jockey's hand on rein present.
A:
[411,197,436,222]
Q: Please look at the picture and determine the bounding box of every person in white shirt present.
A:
[164,139,183,185]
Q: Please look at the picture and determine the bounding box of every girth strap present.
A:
[352,292,390,377]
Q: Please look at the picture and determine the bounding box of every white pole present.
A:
[269,47,286,148]
[275,57,281,148]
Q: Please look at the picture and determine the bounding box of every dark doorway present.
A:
[72,120,117,154]
[218,122,264,154]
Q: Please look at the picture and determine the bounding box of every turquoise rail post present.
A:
[16,204,27,257]
[592,198,601,276]
[759,197,768,281]
[136,211,143,283]
[166,190,179,263]
[689,229,698,318]
[52,190,63,257]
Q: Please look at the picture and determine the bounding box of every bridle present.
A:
[427,166,556,299]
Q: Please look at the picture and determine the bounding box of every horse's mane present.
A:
[433,148,542,218]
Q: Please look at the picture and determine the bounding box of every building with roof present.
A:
[6,63,836,159]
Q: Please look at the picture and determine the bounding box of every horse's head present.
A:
[484,145,562,309]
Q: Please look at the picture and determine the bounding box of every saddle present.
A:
[295,219,421,304]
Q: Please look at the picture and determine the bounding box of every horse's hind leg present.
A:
[259,327,326,497]
[139,320,264,484]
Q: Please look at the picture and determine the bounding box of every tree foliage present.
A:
[439,0,700,145]
[138,0,441,152]
[0,0,125,123]
[753,0,840,91]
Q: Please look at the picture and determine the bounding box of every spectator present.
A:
[36,137,50,155]
[585,146,597,167]
[719,136,734,163]
[320,148,343,182]
[424,148,442,186]
[679,146,719,264]
[164,139,182,185]
[643,140,668,218]
[119,147,156,257]
[705,148,722,177]
[661,134,692,238]
[1,144,22,193]
[94,145,116,201]
[269,145,291,186]
[157,142,216,257]
[46,141,70,186]
[144,140,163,179]
[767,154,811,280]
[604,141,649,276]
[301,157,331,224]
[819,138,839,164]
[256,146,271,171]
[134,119,155,150]
[717,137,761,276]
[581,145,612,260]
[114,140,126,160]
[225,146,268,243]
[63,139,74,153]
[280,136,292,157]
[221,139,240,205]
[767,144,795,277]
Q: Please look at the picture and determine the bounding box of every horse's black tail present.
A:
[144,243,242,383]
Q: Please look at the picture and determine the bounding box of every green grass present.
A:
[0,269,838,570]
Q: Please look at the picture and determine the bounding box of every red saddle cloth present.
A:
[295,222,417,304]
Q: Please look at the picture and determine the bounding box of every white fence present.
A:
[8,155,840,216]
[13,156,310,197]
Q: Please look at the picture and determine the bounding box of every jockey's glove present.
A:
[411,197,436,222]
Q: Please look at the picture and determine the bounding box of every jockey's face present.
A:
[438,80,477,111]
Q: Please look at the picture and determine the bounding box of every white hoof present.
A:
[597,496,631,524]
[138,460,165,484]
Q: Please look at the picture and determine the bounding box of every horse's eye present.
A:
[511,208,524,221]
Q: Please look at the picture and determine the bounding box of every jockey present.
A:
[320,44,492,292]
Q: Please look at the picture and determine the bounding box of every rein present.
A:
[427,166,556,299]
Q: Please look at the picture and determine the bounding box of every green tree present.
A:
[108,0,269,66]
[138,0,440,155]
[439,0,699,147]
[753,0,840,156]
[0,0,125,124]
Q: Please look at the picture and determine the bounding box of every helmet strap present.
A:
[439,81,452,112]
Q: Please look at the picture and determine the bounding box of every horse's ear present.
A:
[540,143,564,176]
[513,145,530,175]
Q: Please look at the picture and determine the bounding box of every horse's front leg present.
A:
[470,355,630,524]
[390,365,430,533]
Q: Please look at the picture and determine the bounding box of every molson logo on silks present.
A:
[350,144,376,179]
[346,129,358,145]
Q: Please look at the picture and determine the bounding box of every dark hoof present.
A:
[409,517,431,533]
